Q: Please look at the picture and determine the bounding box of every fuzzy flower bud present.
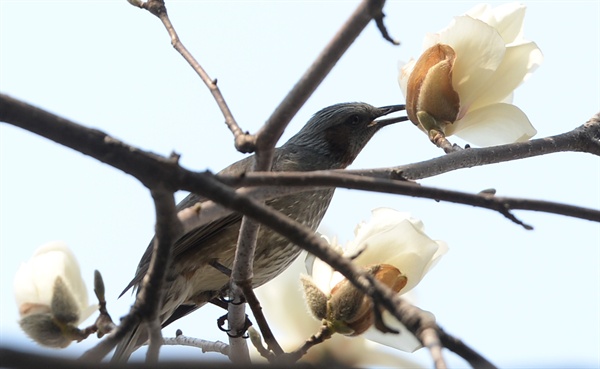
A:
[14,242,97,348]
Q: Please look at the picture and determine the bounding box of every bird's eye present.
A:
[346,114,361,126]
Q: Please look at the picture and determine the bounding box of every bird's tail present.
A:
[111,322,147,362]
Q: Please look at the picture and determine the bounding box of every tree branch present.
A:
[354,112,600,181]
[226,283,251,363]
[162,330,229,356]
[439,328,498,369]
[79,188,182,362]
[216,171,600,226]
[237,280,284,357]
[129,0,251,153]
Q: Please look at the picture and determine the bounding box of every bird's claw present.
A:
[217,313,253,338]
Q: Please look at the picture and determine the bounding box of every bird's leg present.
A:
[209,259,232,277]
[210,293,253,338]
[208,260,246,305]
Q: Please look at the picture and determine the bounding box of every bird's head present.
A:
[284,102,407,168]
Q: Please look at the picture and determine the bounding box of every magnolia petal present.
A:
[351,221,423,262]
[305,236,345,293]
[466,2,526,44]
[502,92,514,104]
[351,208,420,248]
[463,3,489,21]
[362,310,423,352]
[79,304,99,324]
[397,59,415,98]
[423,241,449,276]
[450,103,537,146]
[469,41,543,112]
[436,16,506,116]
[384,247,438,294]
[15,243,80,309]
[14,242,92,323]
[305,255,336,294]
[352,227,439,294]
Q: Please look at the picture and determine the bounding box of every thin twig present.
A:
[421,327,447,369]
[439,328,498,369]
[285,325,334,363]
[373,13,399,45]
[237,280,284,356]
[131,0,252,152]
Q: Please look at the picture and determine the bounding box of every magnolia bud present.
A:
[300,274,328,321]
[405,43,460,137]
[302,264,407,337]
[18,277,84,348]
[14,242,97,348]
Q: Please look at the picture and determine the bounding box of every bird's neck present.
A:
[275,142,352,171]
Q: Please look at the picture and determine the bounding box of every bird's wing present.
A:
[119,155,258,297]
[119,192,242,297]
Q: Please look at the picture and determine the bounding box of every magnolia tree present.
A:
[1,1,598,368]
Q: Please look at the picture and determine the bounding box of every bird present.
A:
[112,102,407,361]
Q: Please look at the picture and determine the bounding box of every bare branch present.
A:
[237,280,284,357]
[80,188,182,361]
[226,284,251,363]
[355,112,600,181]
[131,0,251,152]
[371,5,400,45]
[145,317,162,363]
[3,93,598,228]
[162,331,229,356]
[285,325,334,363]
[217,171,600,226]
[422,327,447,369]
[439,328,498,369]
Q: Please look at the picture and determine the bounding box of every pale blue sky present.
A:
[1,1,599,367]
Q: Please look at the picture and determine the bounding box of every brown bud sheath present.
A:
[406,44,460,131]
[328,264,407,336]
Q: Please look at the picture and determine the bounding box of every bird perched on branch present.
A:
[113,102,407,360]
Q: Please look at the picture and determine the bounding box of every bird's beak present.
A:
[369,104,409,127]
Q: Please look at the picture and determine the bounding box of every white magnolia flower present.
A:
[399,2,543,147]
[14,241,96,348]
[303,208,448,352]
